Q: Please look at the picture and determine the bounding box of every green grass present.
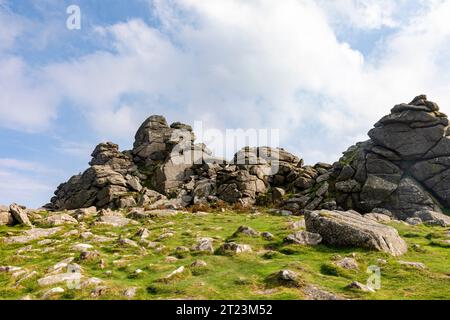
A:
[0,210,449,300]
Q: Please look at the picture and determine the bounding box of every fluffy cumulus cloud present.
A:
[3,0,450,166]
[0,158,56,207]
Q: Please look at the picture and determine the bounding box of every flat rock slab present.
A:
[146,209,185,217]
[9,204,32,227]
[95,215,136,227]
[3,227,62,244]
[305,210,407,256]
[38,214,78,227]
[38,272,82,287]
[284,231,322,245]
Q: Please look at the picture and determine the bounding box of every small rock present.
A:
[192,237,214,253]
[9,203,32,227]
[346,281,375,292]
[218,242,252,254]
[190,260,207,268]
[49,257,75,272]
[232,226,260,237]
[91,286,108,297]
[406,217,422,226]
[118,237,139,248]
[42,287,64,299]
[261,232,274,241]
[72,243,94,251]
[165,266,185,279]
[284,231,322,246]
[39,213,78,227]
[276,269,302,287]
[158,232,174,240]
[398,261,426,269]
[288,219,305,230]
[164,256,178,263]
[123,287,137,299]
[135,228,150,240]
[335,257,359,270]
[80,251,100,261]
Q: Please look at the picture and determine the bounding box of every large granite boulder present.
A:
[305,210,407,256]
[329,95,450,220]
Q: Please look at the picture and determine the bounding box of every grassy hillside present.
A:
[0,209,449,300]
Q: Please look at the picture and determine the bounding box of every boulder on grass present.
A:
[305,210,407,256]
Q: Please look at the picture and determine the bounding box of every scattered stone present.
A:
[118,237,139,248]
[303,285,341,300]
[192,237,214,253]
[42,287,64,299]
[80,251,100,261]
[90,286,108,297]
[284,231,322,246]
[398,261,427,269]
[4,227,62,244]
[218,242,252,254]
[123,287,137,299]
[62,230,79,237]
[9,204,32,227]
[72,243,94,251]
[415,210,450,227]
[288,219,305,230]
[346,281,375,292]
[406,217,422,225]
[158,232,174,240]
[38,213,78,227]
[232,226,260,237]
[190,260,207,268]
[135,227,150,240]
[268,209,293,216]
[335,257,359,270]
[305,210,408,256]
[38,266,82,287]
[165,266,185,279]
[164,256,178,263]
[0,210,14,226]
[275,269,302,287]
[261,232,274,241]
[49,258,75,273]
[95,215,135,227]
[0,266,22,273]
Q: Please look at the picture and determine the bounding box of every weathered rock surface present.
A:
[305,210,407,256]
[328,95,450,220]
[47,95,450,225]
[9,204,32,227]
[3,228,62,244]
[284,231,322,246]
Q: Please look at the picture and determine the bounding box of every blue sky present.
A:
[1,0,450,208]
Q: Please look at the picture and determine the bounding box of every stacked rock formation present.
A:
[330,95,450,219]
[49,115,304,210]
[49,95,450,223]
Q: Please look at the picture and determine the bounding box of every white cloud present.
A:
[3,0,450,166]
[319,0,405,30]
[0,4,26,51]
[0,158,56,208]
[0,56,59,131]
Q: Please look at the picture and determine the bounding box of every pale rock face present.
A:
[9,204,32,227]
[284,231,322,246]
[330,95,450,220]
[305,210,408,256]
